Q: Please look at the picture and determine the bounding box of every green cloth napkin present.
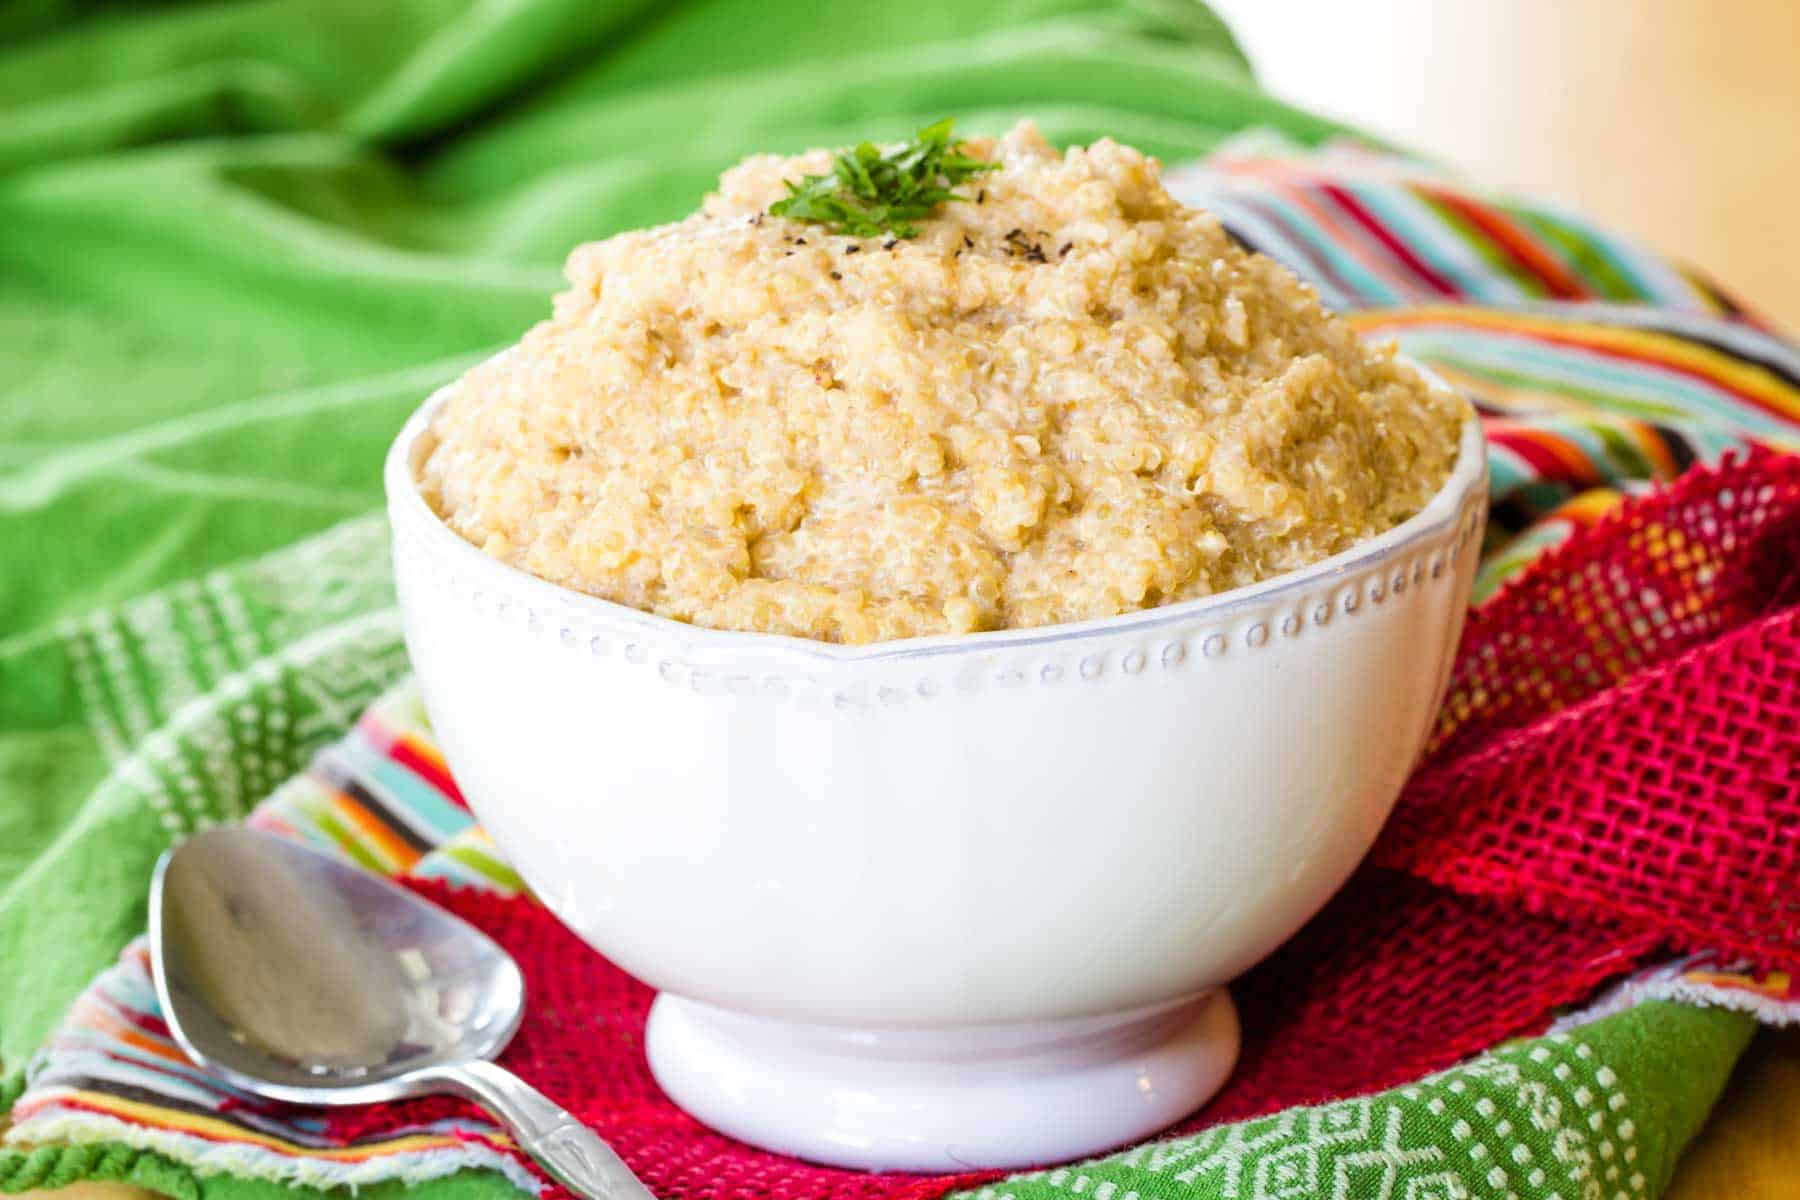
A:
[0,4,1756,1199]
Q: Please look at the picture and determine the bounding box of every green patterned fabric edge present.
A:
[0,1143,522,1200]
[0,1144,200,1200]
[955,1001,1752,1200]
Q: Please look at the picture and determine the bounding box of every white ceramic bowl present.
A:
[385,374,1486,1172]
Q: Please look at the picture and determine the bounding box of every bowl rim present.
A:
[385,360,1487,665]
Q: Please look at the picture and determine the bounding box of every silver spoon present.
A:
[150,826,655,1200]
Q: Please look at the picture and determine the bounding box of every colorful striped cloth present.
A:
[1338,304,1800,599]
[7,138,1800,1199]
[245,689,522,896]
[1168,136,1771,322]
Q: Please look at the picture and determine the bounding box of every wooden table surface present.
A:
[1664,1029,1800,1199]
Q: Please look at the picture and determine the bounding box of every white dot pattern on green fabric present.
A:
[54,515,404,837]
[968,1029,1647,1200]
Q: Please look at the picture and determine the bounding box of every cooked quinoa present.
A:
[419,123,1465,644]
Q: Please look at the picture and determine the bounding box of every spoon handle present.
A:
[430,1060,657,1200]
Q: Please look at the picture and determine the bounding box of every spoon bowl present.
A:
[151,827,653,1199]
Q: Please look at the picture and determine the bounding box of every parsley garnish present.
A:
[769,119,996,239]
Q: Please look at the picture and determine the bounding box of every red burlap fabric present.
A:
[1382,449,1800,960]
[326,451,1800,1200]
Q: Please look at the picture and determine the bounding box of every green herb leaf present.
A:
[769,119,997,239]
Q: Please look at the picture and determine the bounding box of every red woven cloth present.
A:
[1381,449,1800,960]
[326,451,1800,1200]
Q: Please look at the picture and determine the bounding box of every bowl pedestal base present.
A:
[644,989,1238,1173]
